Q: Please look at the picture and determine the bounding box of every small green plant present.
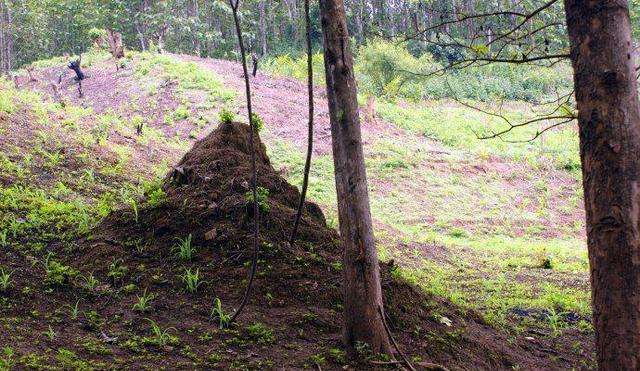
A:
[173,234,196,261]
[547,308,567,337]
[133,289,155,312]
[43,254,77,286]
[0,268,12,292]
[180,268,203,293]
[70,300,80,320]
[129,198,139,224]
[107,259,128,283]
[0,347,15,369]
[173,105,190,120]
[245,186,270,213]
[329,348,347,364]
[251,112,264,132]
[44,325,56,340]
[211,297,231,329]
[218,108,235,124]
[145,319,177,346]
[145,184,166,208]
[246,322,275,344]
[0,230,7,247]
[83,273,99,291]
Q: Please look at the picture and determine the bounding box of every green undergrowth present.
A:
[263,39,573,103]
[376,100,581,173]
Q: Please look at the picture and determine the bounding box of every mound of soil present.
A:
[2,121,586,369]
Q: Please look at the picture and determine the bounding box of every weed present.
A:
[82,272,99,291]
[173,105,190,120]
[107,259,128,283]
[245,186,270,213]
[144,181,166,207]
[145,318,178,346]
[211,297,231,329]
[173,234,197,261]
[0,230,7,247]
[0,347,14,369]
[310,354,326,366]
[129,198,139,224]
[133,289,155,312]
[251,112,265,132]
[70,300,80,320]
[180,268,203,293]
[547,308,567,337]
[219,108,235,124]
[43,254,77,286]
[246,322,275,344]
[329,348,347,364]
[43,325,56,340]
[0,269,12,292]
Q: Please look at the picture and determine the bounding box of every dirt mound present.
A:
[2,121,586,369]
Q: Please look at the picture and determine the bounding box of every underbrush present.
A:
[263,39,573,103]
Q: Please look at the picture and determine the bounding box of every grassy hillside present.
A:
[0,50,594,369]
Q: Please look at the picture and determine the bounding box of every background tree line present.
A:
[4,0,639,73]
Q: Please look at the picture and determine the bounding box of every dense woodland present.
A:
[2,0,640,369]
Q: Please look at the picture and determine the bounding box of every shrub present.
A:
[87,28,107,42]
[356,39,437,99]
[263,53,325,84]
[251,113,264,132]
[219,108,235,124]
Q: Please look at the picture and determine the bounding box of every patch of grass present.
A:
[376,100,580,173]
[133,289,155,312]
[135,52,235,103]
[43,255,77,287]
[246,322,276,345]
[173,234,197,261]
[144,319,179,347]
[180,268,203,293]
[219,108,235,124]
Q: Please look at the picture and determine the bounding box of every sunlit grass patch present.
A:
[134,52,236,103]
[376,99,581,173]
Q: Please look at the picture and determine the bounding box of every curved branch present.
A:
[227,0,260,324]
[289,0,314,245]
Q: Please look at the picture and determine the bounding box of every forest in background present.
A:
[1,0,637,100]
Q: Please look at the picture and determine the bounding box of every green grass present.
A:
[376,99,581,173]
[134,52,235,103]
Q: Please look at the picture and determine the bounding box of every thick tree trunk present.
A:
[317,0,392,355]
[564,1,640,369]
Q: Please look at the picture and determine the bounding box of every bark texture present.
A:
[317,0,392,355]
[564,1,640,369]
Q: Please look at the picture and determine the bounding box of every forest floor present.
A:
[0,50,594,369]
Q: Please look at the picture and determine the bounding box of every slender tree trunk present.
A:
[317,0,392,355]
[258,0,268,56]
[0,0,13,74]
[0,0,5,74]
[564,1,640,369]
[5,0,11,72]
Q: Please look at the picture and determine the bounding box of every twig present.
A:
[378,305,417,371]
[289,0,314,246]
[227,0,260,324]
